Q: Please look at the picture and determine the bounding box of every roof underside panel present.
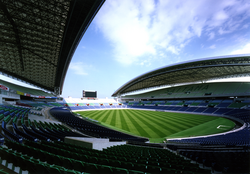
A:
[0,0,105,94]
[112,55,250,96]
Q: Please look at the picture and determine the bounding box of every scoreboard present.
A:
[82,90,97,98]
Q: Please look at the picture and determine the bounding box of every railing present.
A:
[0,89,20,98]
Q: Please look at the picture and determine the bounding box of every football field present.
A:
[76,109,235,143]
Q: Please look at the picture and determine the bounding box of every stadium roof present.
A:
[0,0,105,95]
[112,54,250,97]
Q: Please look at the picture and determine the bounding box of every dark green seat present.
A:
[100,165,113,173]
[99,154,108,159]
[108,155,117,160]
[25,159,37,174]
[48,165,64,174]
[4,150,19,169]
[145,165,161,173]
[113,167,129,174]
[18,156,30,171]
[88,156,98,164]
[159,162,171,168]
[110,160,121,168]
[129,158,138,163]
[72,152,82,161]
[161,167,175,173]
[63,150,72,158]
[0,149,9,162]
[20,145,31,156]
[36,149,47,162]
[99,158,109,165]
[53,155,63,166]
[133,164,146,172]
[137,159,147,165]
[64,169,82,174]
[121,161,134,170]
[85,163,99,173]
[147,160,159,166]
[32,161,50,174]
[80,154,89,162]
[74,160,85,172]
[62,157,74,170]
[128,170,145,174]
[44,152,54,164]
[117,156,127,162]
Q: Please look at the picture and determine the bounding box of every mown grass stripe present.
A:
[165,113,217,124]
[139,111,188,132]
[144,111,216,129]
[87,110,104,120]
[88,111,105,120]
[147,111,214,123]
[104,110,112,125]
[132,111,168,138]
[119,110,130,132]
[147,111,204,124]
[132,110,178,135]
[75,109,235,142]
[82,110,217,133]
[123,110,150,137]
[81,110,104,120]
[77,110,99,118]
[132,110,189,132]
[98,110,112,123]
[115,110,122,128]
[166,117,235,138]
[109,110,116,126]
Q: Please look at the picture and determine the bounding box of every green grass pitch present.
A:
[75,109,235,143]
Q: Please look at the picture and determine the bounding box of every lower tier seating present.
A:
[50,108,148,142]
[168,127,250,146]
[4,140,210,174]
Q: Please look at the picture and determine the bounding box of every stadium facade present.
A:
[112,54,250,97]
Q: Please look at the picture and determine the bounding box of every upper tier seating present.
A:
[122,82,250,99]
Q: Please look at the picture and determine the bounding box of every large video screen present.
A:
[83,90,97,98]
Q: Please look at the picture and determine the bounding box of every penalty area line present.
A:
[217,125,231,129]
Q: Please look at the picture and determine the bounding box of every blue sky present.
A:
[62,0,250,98]
[1,0,250,98]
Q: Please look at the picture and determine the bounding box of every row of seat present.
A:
[127,98,249,108]
[168,127,250,146]
[5,140,148,174]
[50,107,148,142]
[69,105,126,110]
[2,121,21,143]
[40,141,209,173]
[179,150,249,173]
[0,145,81,174]
[0,105,81,144]
[6,141,209,173]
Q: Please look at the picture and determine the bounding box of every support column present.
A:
[54,87,60,97]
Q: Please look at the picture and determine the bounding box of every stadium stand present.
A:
[121,82,250,100]
[0,68,249,174]
[108,56,250,173]
[0,0,249,172]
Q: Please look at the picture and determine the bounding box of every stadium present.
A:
[0,0,249,174]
